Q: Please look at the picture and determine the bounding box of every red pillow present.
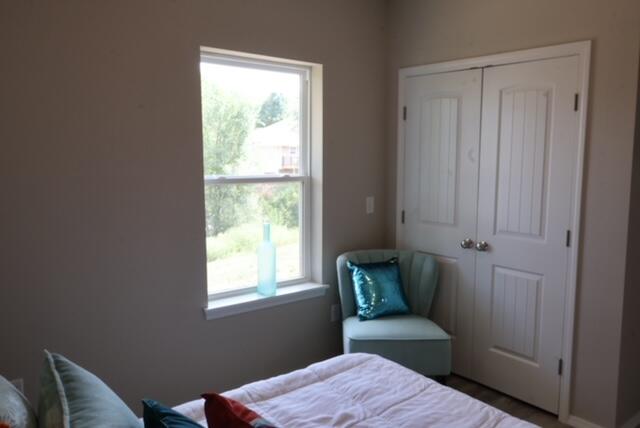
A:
[202,393,276,428]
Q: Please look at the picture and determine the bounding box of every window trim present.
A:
[200,50,313,299]
[203,282,328,320]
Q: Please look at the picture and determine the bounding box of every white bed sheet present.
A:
[174,353,537,427]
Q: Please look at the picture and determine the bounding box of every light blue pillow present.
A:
[38,350,141,428]
[347,257,410,320]
[0,375,37,428]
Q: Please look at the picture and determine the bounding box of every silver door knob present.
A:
[460,238,474,249]
[475,241,489,251]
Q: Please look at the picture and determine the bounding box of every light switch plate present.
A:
[366,196,375,214]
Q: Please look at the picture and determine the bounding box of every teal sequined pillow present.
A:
[347,257,410,320]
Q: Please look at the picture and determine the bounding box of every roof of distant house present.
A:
[248,119,299,149]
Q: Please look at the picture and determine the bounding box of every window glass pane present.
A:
[200,61,301,176]
[205,182,301,294]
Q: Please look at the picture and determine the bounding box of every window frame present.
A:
[200,51,312,299]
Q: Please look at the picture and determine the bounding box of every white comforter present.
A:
[174,353,537,427]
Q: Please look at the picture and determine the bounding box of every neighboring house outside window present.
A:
[245,119,300,175]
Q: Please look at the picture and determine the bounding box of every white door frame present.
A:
[396,40,591,424]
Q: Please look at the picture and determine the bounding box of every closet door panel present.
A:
[473,56,580,413]
[400,70,481,376]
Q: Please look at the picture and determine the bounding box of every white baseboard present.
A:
[620,410,640,428]
[567,415,605,428]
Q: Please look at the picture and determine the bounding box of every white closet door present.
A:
[472,56,579,413]
[400,69,481,376]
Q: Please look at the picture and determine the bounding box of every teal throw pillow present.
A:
[38,350,141,428]
[142,399,202,428]
[347,257,410,320]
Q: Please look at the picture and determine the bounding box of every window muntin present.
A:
[200,53,310,296]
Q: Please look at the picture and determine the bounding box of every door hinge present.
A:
[401,210,405,224]
[558,358,564,376]
[403,106,407,121]
[566,230,571,247]
[574,93,579,111]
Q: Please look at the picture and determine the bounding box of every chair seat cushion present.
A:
[343,315,450,341]
[342,315,451,376]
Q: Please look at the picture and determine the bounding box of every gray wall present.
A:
[385,1,640,426]
[0,0,388,411]
[617,58,640,427]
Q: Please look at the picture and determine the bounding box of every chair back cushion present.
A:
[337,250,438,320]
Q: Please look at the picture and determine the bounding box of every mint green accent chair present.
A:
[337,249,451,377]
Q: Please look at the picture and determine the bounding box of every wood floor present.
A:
[445,375,570,428]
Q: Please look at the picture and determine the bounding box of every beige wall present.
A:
[617,60,640,427]
[386,1,640,426]
[3,1,639,425]
[0,0,388,411]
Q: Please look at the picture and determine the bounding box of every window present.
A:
[200,51,311,297]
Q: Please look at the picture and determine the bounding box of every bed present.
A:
[174,353,536,427]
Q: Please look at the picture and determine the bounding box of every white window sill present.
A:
[203,282,329,320]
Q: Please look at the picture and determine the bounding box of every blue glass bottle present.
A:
[257,223,277,296]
